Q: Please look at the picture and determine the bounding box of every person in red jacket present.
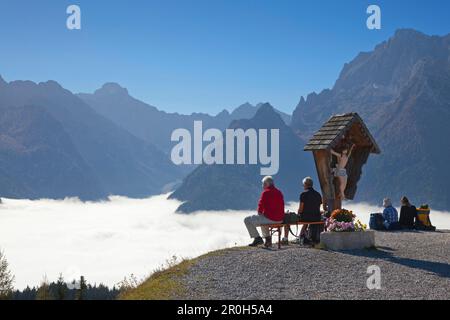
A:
[244,176,285,248]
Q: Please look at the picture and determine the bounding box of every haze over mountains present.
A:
[0,76,290,201]
[291,29,450,209]
[0,29,449,211]
[78,84,290,153]
[0,78,181,199]
[173,29,450,212]
[170,104,314,213]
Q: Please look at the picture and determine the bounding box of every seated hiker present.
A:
[399,196,417,229]
[244,176,285,248]
[282,177,323,245]
[382,198,400,230]
[415,204,436,231]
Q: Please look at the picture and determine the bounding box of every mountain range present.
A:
[78,85,290,153]
[0,78,180,199]
[0,76,289,200]
[172,29,450,212]
[169,104,314,213]
[1,28,449,211]
[291,29,450,209]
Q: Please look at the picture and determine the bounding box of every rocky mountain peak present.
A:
[250,103,286,128]
[38,80,65,92]
[215,109,230,118]
[332,28,448,94]
[94,83,129,96]
[291,29,450,210]
[392,28,428,41]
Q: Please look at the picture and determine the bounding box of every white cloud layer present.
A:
[0,195,449,289]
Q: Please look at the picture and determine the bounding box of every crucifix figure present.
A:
[331,144,355,200]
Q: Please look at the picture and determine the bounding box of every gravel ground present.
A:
[180,230,450,300]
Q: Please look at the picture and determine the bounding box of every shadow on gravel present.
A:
[342,248,450,279]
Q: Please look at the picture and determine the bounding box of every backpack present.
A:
[415,208,436,231]
[369,213,385,230]
[283,211,300,224]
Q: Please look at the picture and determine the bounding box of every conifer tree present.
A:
[0,250,15,300]
[36,275,53,300]
[76,276,87,300]
[55,273,67,300]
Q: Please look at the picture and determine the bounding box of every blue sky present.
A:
[1,0,450,114]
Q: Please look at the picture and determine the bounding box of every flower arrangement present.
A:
[326,209,367,232]
[327,220,355,232]
[330,209,355,222]
[354,219,368,232]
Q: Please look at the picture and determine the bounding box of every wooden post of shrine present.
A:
[304,113,381,212]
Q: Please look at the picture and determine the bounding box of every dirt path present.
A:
[179,230,450,300]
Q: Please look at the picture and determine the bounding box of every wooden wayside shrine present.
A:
[304,113,381,212]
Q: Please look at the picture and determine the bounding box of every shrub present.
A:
[330,209,355,223]
[326,209,367,233]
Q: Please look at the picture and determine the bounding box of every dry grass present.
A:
[119,247,248,300]
[119,258,193,300]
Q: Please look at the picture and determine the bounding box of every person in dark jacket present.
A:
[244,176,285,248]
[399,196,417,229]
[282,177,324,245]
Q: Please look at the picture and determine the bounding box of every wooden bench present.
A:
[268,221,326,249]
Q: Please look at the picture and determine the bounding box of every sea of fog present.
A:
[0,195,449,289]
